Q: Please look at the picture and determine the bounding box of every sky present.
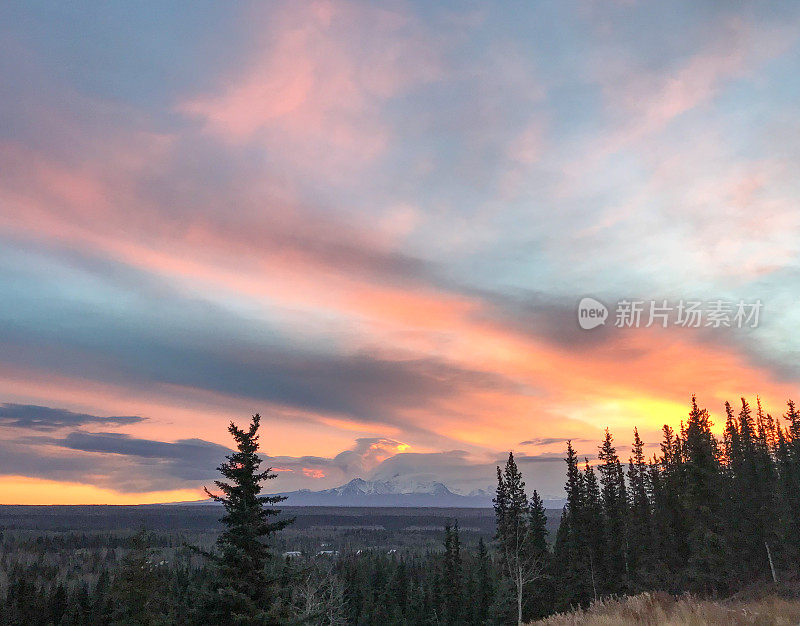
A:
[2,0,800,504]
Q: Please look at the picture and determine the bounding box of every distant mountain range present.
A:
[268,477,487,507]
[268,478,566,508]
[176,477,565,508]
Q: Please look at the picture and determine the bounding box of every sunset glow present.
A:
[2,1,800,503]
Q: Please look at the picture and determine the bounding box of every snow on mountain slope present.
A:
[272,477,491,507]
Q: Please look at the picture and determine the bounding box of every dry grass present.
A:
[532,591,800,625]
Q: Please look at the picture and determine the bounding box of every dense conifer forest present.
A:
[2,396,799,625]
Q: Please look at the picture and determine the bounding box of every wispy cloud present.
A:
[179,1,440,176]
[0,404,144,431]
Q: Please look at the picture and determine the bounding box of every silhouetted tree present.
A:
[582,460,604,600]
[202,413,293,624]
[552,441,592,609]
[682,397,727,592]
[494,452,546,625]
[627,428,652,584]
[598,429,628,591]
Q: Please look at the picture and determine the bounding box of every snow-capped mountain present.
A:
[327,477,452,496]
[177,477,565,508]
[271,477,492,507]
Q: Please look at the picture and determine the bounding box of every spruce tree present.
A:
[494,452,545,625]
[786,399,800,440]
[627,428,652,585]
[754,399,780,582]
[722,401,740,470]
[582,460,604,601]
[473,537,492,626]
[776,411,800,561]
[597,429,628,590]
[442,522,463,625]
[726,398,776,581]
[109,530,167,625]
[203,413,292,624]
[526,490,551,620]
[529,490,549,556]
[682,396,727,593]
[552,441,591,609]
[656,424,688,585]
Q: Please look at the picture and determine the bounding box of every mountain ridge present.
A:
[275,477,480,506]
[170,477,565,508]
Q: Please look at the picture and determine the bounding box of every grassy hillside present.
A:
[532,592,800,626]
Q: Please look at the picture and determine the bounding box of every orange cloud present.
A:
[1,143,795,457]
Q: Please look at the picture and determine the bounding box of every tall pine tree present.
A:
[494,452,546,625]
[552,441,592,609]
[203,414,292,625]
[597,429,628,591]
[442,522,463,626]
[627,428,652,586]
[682,397,727,593]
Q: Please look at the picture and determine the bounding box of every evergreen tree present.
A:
[786,399,800,440]
[627,428,652,585]
[526,490,551,620]
[597,429,628,591]
[581,460,604,601]
[722,401,740,471]
[494,452,545,625]
[109,530,168,625]
[682,396,727,593]
[442,523,463,625]
[725,399,778,581]
[782,399,800,541]
[203,414,293,625]
[753,399,780,582]
[776,414,800,562]
[473,538,492,626]
[529,490,549,556]
[552,441,591,609]
[653,424,688,586]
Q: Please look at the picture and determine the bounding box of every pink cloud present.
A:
[4,136,797,448]
[179,1,440,170]
[4,131,798,453]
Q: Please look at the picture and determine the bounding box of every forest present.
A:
[1,396,799,625]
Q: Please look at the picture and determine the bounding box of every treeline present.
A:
[547,396,800,614]
[434,394,800,623]
[0,527,498,625]
[2,534,213,625]
[1,399,799,625]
